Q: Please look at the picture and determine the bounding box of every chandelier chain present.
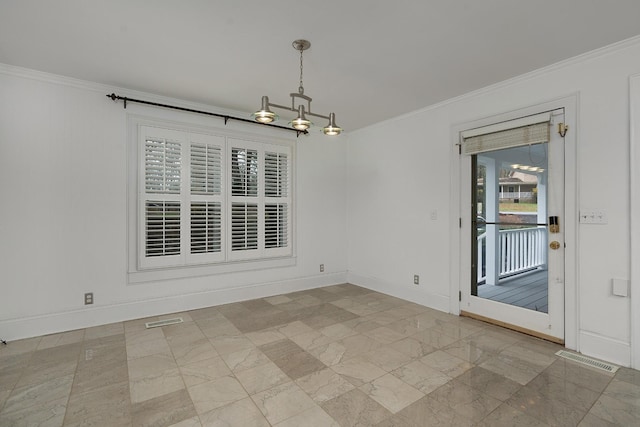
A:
[299,48,304,93]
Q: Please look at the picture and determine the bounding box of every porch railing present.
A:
[477,227,546,283]
[499,191,534,200]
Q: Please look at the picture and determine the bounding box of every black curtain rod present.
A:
[106,93,306,136]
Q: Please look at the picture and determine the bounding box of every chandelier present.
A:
[252,39,342,136]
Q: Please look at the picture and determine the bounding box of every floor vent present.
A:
[555,350,619,373]
[145,317,183,329]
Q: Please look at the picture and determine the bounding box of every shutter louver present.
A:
[145,201,181,257]
[265,204,288,248]
[190,143,222,194]
[231,203,258,251]
[190,202,221,253]
[145,139,181,193]
[231,147,258,196]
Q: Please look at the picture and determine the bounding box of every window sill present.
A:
[128,256,297,284]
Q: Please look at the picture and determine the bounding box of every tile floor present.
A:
[1,284,639,426]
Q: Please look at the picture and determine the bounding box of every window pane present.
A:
[191,202,222,253]
[145,201,181,257]
[265,203,288,248]
[191,143,222,194]
[145,139,181,193]
[231,147,258,197]
[265,152,288,197]
[231,203,258,251]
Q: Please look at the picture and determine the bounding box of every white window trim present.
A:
[127,114,296,284]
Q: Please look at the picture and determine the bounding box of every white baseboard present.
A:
[579,330,631,367]
[0,272,348,342]
[347,271,450,313]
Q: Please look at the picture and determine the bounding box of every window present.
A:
[136,125,292,272]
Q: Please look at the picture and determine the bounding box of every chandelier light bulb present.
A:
[252,96,278,124]
[290,105,312,131]
[323,112,342,135]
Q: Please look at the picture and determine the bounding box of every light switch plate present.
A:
[580,210,608,224]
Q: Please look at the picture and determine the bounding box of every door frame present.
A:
[630,74,640,369]
[449,95,578,350]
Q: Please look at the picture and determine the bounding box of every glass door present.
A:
[461,110,565,342]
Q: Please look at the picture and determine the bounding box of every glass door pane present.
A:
[472,144,549,313]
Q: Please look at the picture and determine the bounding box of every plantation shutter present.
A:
[145,138,181,193]
[265,152,288,197]
[461,112,551,155]
[229,142,260,258]
[137,127,294,270]
[190,202,221,253]
[231,203,259,251]
[264,151,289,250]
[231,147,258,197]
[145,201,181,257]
[188,134,225,263]
[265,204,288,248]
[264,147,291,255]
[139,127,185,268]
[190,143,222,195]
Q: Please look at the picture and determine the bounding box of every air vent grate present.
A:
[145,317,183,329]
[555,350,619,373]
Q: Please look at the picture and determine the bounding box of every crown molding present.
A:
[0,62,250,119]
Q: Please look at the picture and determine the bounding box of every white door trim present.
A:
[449,95,578,350]
[630,74,640,370]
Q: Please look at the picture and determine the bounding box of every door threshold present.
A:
[460,310,564,345]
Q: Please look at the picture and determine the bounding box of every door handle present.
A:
[549,241,561,250]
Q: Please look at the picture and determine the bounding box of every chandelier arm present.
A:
[305,111,331,121]
[289,93,311,113]
[264,101,330,120]
[289,92,312,102]
[265,101,297,113]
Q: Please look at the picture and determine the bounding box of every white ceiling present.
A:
[2,0,640,132]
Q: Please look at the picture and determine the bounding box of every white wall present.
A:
[0,66,348,340]
[347,38,640,366]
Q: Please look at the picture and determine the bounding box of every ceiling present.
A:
[2,1,640,132]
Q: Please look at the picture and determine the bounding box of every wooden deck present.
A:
[477,269,548,313]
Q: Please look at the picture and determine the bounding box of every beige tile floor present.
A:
[1,284,639,426]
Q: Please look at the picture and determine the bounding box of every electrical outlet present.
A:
[320,264,324,272]
[84,292,93,305]
[413,275,419,285]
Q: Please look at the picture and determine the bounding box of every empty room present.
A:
[1,1,640,426]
